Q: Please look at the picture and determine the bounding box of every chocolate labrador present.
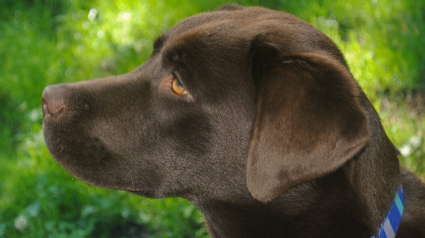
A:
[42,5,425,238]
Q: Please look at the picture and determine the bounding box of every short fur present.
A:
[42,6,425,238]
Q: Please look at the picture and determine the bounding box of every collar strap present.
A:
[371,186,404,238]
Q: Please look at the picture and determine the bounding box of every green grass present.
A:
[0,0,424,237]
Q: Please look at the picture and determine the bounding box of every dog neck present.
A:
[190,96,402,238]
[191,169,381,238]
[372,186,404,238]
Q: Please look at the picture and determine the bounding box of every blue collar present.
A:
[371,186,404,238]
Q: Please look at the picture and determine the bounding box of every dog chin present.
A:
[128,190,157,198]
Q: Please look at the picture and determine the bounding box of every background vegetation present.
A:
[1,0,424,237]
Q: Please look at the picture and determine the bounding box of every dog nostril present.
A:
[42,85,67,118]
[42,98,65,117]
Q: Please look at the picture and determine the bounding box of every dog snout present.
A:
[42,85,68,118]
[42,84,90,120]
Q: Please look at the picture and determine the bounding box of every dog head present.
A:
[42,6,369,203]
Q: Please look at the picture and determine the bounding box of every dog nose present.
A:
[42,85,67,118]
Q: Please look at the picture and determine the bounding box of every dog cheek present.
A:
[166,113,212,157]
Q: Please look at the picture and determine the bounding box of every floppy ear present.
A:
[246,45,370,203]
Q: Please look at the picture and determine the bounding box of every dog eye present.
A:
[171,77,188,96]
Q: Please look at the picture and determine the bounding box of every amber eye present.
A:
[171,77,188,95]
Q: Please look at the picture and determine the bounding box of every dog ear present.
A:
[246,42,370,203]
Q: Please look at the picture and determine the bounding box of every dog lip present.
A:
[112,186,155,197]
[130,190,156,198]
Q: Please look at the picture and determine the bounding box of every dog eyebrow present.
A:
[153,35,167,53]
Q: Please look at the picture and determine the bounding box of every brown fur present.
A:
[42,6,425,238]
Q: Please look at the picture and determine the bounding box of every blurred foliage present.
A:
[278,0,425,96]
[0,0,424,237]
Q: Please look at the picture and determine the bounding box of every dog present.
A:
[42,5,425,238]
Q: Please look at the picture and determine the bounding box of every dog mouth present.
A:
[43,119,114,176]
[43,121,163,197]
[129,190,156,198]
[44,124,109,164]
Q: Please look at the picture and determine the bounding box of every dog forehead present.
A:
[171,6,300,33]
[159,7,316,54]
[153,12,246,58]
[165,12,249,48]
[161,6,345,68]
[169,8,246,36]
